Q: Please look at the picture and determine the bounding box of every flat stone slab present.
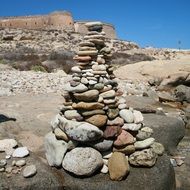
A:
[61,154,175,190]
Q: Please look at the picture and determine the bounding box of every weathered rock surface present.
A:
[175,85,190,103]
[143,114,185,154]
[151,142,165,155]
[61,154,175,190]
[62,147,103,176]
[129,149,157,167]
[0,152,64,189]
[90,139,113,152]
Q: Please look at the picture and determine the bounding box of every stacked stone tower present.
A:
[45,22,164,181]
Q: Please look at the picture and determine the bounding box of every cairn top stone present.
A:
[85,22,103,27]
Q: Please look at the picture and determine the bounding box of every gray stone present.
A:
[94,83,104,90]
[122,123,142,131]
[133,110,144,123]
[23,165,37,178]
[15,159,26,167]
[89,80,97,85]
[64,110,83,121]
[118,103,127,109]
[12,147,29,158]
[134,138,155,149]
[143,114,185,154]
[44,132,68,167]
[100,90,115,99]
[62,147,103,176]
[107,108,119,119]
[59,117,103,142]
[151,142,165,155]
[64,83,88,93]
[101,164,108,174]
[81,77,89,84]
[90,139,113,152]
[0,159,7,168]
[175,85,190,103]
[0,146,63,189]
[0,139,17,152]
[129,148,157,167]
[92,65,106,71]
[61,154,175,190]
[119,109,134,123]
[71,66,81,73]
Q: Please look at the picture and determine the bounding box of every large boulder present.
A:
[174,85,190,103]
[143,114,185,155]
[61,154,175,190]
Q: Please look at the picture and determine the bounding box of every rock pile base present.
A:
[44,22,164,181]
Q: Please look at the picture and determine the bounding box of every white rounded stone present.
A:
[62,147,103,176]
[12,147,29,158]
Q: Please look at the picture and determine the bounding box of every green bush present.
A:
[31,65,47,72]
[0,59,5,64]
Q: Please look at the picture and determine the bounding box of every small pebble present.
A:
[15,159,26,167]
[23,165,37,178]
[5,167,13,173]
[0,159,7,167]
[0,168,5,172]
[101,164,108,174]
[12,160,16,166]
[170,158,177,167]
[5,155,11,159]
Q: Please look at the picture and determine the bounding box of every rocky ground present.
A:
[0,27,190,189]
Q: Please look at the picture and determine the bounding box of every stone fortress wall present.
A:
[0,11,116,39]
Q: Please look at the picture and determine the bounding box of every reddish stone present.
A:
[103,126,122,139]
[114,130,135,147]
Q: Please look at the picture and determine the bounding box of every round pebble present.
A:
[23,165,37,178]
[15,159,26,167]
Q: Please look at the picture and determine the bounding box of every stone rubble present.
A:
[0,138,37,178]
[44,21,164,181]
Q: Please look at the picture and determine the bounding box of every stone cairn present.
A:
[44,22,164,181]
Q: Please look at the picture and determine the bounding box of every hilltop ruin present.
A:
[0,11,116,39]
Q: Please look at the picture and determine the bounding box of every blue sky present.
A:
[0,0,190,49]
